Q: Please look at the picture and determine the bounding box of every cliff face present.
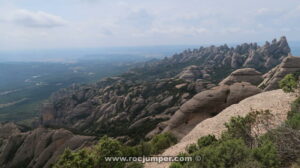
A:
[40,37,291,141]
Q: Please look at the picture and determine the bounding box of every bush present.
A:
[188,139,250,168]
[222,115,255,146]
[233,159,263,168]
[54,148,94,168]
[169,162,183,168]
[286,97,300,129]
[252,139,280,168]
[186,144,198,154]
[197,135,217,149]
[94,136,126,168]
[286,113,300,129]
[260,127,300,166]
[55,132,178,168]
[279,74,298,93]
[149,132,177,154]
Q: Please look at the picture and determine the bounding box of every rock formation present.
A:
[135,36,290,81]
[0,122,22,154]
[39,37,290,140]
[40,78,206,139]
[177,65,205,81]
[162,82,262,138]
[259,55,300,91]
[0,127,95,168]
[145,89,296,168]
[219,68,263,86]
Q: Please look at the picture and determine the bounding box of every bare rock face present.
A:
[162,82,262,138]
[0,128,95,168]
[177,65,206,81]
[0,123,22,154]
[259,55,300,91]
[219,68,263,86]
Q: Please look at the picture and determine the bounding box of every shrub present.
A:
[233,159,263,168]
[149,132,177,154]
[222,115,255,146]
[279,74,298,93]
[54,148,94,168]
[94,136,126,168]
[197,135,217,149]
[135,141,152,156]
[252,139,280,168]
[286,113,300,129]
[186,144,198,154]
[169,162,183,168]
[260,127,300,166]
[189,139,250,168]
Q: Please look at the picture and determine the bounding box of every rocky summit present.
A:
[0,37,295,168]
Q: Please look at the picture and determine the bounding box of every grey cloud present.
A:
[11,9,67,28]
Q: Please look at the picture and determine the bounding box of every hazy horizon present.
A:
[1,0,300,50]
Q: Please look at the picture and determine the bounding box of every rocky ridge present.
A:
[0,127,95,168]
[259,55,300,91]
[132,36,290,81]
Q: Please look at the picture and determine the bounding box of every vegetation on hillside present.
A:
[54,132,177,168]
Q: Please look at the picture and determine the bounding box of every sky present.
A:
[0,0,300,50]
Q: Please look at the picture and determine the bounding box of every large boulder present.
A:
[219,68,263,86]
[259,55,300,91]
[0,128,95,168]
[162,82,262,138]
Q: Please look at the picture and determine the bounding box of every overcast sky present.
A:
[0,0,300,50]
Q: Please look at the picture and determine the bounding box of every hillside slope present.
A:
[145,89,296,168]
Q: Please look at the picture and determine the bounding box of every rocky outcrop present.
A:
[0,123,22,154]
[259,55,300,91]
[145,89,296,168]
[0,128,95,168]
[177,65,206,81]
[134,37,290,81]
[162,82,262,138]
[40,78,209,139]
[219,68,263,86]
